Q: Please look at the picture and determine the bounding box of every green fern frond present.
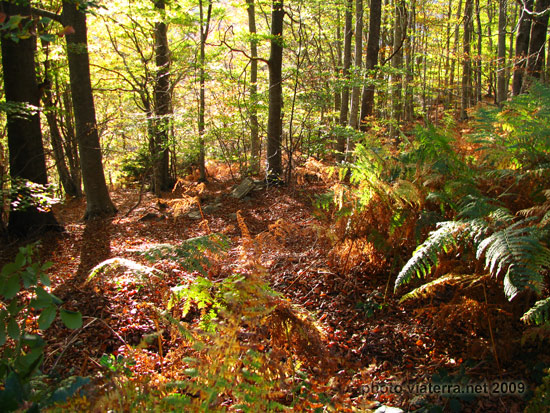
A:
[476,221,550,299]
[522,297,550,325]
[143,234,229,276]
[395,221,464,288]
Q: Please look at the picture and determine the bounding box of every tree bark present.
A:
[63,1,116,219]
[41,39,82,198]
[198,0,212,182]
[496,0,508,105]
[1,2,60,236]
[390,0,406,137]
[349,0,363,131]
[525,0,550,84]
[359,0,382,130]
[266,0,284,180]
[246,0,260,174]
[152,0,172,194]
[460,0,473,120]
[336,0,353,162]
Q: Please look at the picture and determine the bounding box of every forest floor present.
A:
[1,165,545,412]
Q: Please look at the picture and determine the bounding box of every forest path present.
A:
[28,173,528,411]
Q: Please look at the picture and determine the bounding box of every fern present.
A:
[399,273,483,303]
[522,298,550,325]
[395,221,463,287]
[142,234,229,276]
[477,220,550,299]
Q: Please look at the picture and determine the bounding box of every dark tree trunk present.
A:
[198,0,212,183]
[336,0,353,162]
[349,0,363,131]
[151,0,172,194]
[496,0,508,105]
[41,40,82,198]
[246,0,260,174]
[460,0,473,120]
[1,2,60,236]
[359,0,382,130]
[266,0,284,180]
[390,0,407,137]
[525,0,550,84]
[63,1,116,219]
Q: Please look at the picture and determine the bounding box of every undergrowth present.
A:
[67,216,335,411]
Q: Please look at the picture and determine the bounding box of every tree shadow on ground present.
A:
[75,218,113,284]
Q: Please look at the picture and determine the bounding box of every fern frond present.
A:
[522,297,550,325]
[143,234,229,276]
[395,221,464,288]
[86,258,165,284]
[476,221,550,299]
[399,273,483,303]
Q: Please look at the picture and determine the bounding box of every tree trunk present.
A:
[1,2,60,236]
[496,0,508,105]
[266,0,284,180]
[475,0,483,102]
[336,0,353,162]
[525,0,550,84]
[460,0,473,120]
[390,0,406,137]
[63,1,116,219]
[359,0,382,129]
[349,0,363,131]
[246,0,260,174]
[198,0,212,183]
[152,0,172,194]
[41,40,82,198]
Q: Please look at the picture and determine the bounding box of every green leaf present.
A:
[49,376,90,404]
[38,305,57,330]
[21,267,36,288]
[1,262,18,278]
[2,274,21,299]
[7,318,20,340]
[0,325,6,347]
[20,334,45,349]
[59,309,82,329]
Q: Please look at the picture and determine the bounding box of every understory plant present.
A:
[84,228,332,411]
[395,83,550,325]
[0,243,84,412]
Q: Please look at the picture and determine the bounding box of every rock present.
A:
[139,212,161,221]
[202,204,220,214]
[187,210,202,219]
[231,177,256,199]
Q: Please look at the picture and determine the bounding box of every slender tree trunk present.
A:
[496,0,508,105]
[450,0,463,109]
[334,7,343,124]
[403,0,415,121]
[41,41,82,198]
[152,0,172,194]
[246,0,260,174]
[460,0,473,120]
[390,0,406,137]
[524,0,550,86]
[60,86,82,191]
[198,0,212,182]
[266,0,284,180]
[336,0,353,162]
[1,2,60,236]
[475,0,483,102]
[63,1,116,219]
[349,0,363,131]
[359,0,382,130]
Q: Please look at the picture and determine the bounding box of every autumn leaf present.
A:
[58,25,75,37]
